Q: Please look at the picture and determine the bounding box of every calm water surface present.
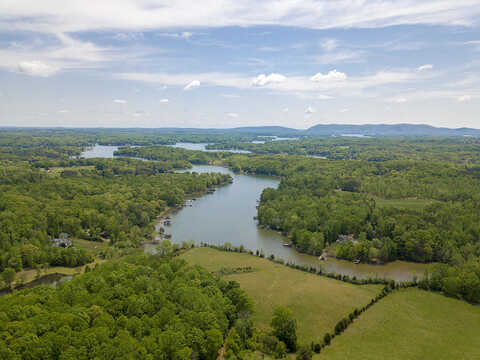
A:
[168,142,251,153]
[154,165,427,281]
[81,145,119,158]
[82,146,426,281]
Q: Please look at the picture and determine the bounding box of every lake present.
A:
[81,145,427,281]
[80,143,251,158]
[168,142,251,153]
[81,144,119,158]
[153,164,427,281]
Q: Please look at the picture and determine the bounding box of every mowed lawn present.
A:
[318,288,480,360]
[181,247,382,343]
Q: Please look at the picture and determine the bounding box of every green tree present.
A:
[204,329,223,360]
[271,307,297,352]
[274,341,287,358]
[296,345,313,360]
[323,333,331,346]
[1,267,16,288]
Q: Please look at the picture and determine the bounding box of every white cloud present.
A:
[226,112,239,118]
[113,99,127,104]
[0,33,119,76]
[133,111,146,117]
[391,90,479,102]
[116,69,428,97]
[113,32,144,41]
[160,98,169,103]
[117,72,250,89]
[320,39,338,51]
[386,96,408,103]
[258,46,281,52]
[458,95,472,102]
[1,1,478,34]
[158,32,193,39]
[282,108,289,112]
[252,73,286,87]
[315,50,365,65]
[417,64,433,71]
[305,106,316,114]
[184,80,201,90]
[221,94,241,98]
[318,94,334,100]
[389,41,426,51]
[17,61,58,77]
[311,70,347,82]
[50,33,109,63]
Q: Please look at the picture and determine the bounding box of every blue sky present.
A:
[0,1,479,129]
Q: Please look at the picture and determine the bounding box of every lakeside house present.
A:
[52,233,72,248]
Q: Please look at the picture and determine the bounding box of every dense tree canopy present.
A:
[0,157,231,275]
[0,254,252,360]
[209,137,480,164]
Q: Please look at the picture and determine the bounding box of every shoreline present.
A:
[147,178,234,245]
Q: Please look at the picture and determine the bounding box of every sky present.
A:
[0,1,480,129]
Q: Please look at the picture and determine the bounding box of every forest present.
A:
[0,253,254,360]
[0,152,231,287]
[0,129,262,161]
[225,154,480,303]
[0,128,479,360]
[207,137,480,163]
[114,145,224,165]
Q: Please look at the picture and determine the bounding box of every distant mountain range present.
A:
[232,124,480,137]
[304,124,480,137]
[175,124,480,137]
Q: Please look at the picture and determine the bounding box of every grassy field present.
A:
[318,288,480,360]
[73,238,108,256]
[181,247,382,343]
